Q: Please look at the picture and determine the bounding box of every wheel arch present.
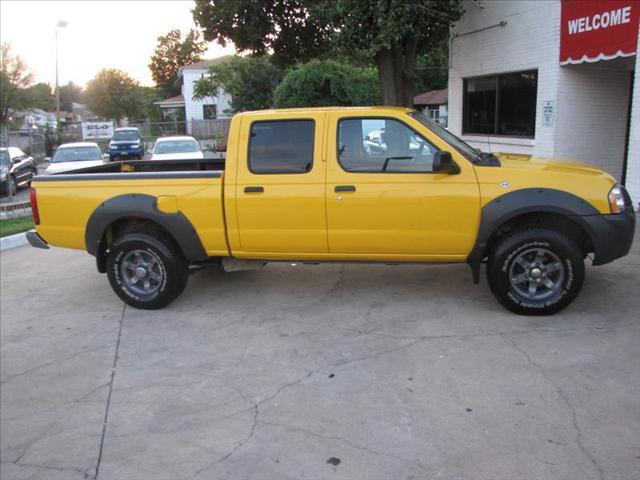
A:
[467,188,600,283]
[86,194,207,273]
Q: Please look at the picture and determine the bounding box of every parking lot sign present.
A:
[82,121,114,140]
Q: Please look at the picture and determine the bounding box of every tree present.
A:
[192,1,331,68]
[58,81,83,112]
[84,69,142,121]
[193,55,282,112]
[193,0,463,107]
[0,43,33,125]
[149,29,207,96]
[413,38,449,95]
[273,60,380,108]
[19,83,55,111]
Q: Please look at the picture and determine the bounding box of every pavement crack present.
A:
[93,302,127,480]
[504,334,605,480]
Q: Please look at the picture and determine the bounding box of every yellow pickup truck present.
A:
[27,107,635,315]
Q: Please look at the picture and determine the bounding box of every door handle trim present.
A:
[335,185,356,192]
[244,186,264,193]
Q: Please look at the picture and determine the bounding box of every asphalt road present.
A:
[1,229,639,480]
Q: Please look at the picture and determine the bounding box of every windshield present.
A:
[409,111,479,162]
[52,146,103,163]
[113,130,141,141]
[155,140,200,154]
[0,151,9,167]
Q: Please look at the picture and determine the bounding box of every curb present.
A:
[0,232,29,251]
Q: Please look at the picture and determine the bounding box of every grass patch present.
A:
[0,216,34,237]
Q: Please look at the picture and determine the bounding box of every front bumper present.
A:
[109,146,143,157]
[582,208,635,266]
[26,230,49,249]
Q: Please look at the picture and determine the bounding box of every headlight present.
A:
[608,185,626,213]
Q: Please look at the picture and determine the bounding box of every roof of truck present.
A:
[238,106,415,116]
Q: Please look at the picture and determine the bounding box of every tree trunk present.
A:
[375,37,418,107]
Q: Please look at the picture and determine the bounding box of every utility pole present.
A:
[55,20,67,143]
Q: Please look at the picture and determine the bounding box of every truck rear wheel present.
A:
[487,227,584,315]
[106,231,188,309]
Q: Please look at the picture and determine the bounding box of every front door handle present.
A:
[335,185,356,192]
[244,186,264,193]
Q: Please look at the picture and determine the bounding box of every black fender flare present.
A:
[467,188,600,283]
[85,194,207,271]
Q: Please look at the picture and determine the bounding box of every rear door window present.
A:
[248,120,315,174]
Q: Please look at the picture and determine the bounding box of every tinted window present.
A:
[155,140,200,154]
[113,130,141,141]
[463,70,537,137]
[52,146,102,162]
[338,118,439,173]
[249,120,314,174]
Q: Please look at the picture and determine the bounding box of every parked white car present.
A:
[46,142,108,174]
[150,136,204,161]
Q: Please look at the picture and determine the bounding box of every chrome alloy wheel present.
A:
[508,247,566,301]
[120,249,164,296]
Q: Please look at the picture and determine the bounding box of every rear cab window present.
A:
[248,120,315,174]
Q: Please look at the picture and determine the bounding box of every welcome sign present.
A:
[560,0,639,65]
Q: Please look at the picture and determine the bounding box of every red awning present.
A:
[560,0,639,65]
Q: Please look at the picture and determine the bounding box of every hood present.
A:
[150,151,204,161]
[495,154,614,177]
[46,160,106,174]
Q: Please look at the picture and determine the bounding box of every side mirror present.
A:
[44,156,52,162]
[13,157,22,164]
[103,153,110,160]
[433,151,460,174]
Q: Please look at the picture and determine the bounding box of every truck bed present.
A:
[32,158,229,257]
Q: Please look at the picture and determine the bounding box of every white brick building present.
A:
[448,0,639,208]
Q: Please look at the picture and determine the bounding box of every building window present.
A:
[428,108,440,121]
[463,70,538,138]
[203,104,217,119]
[248,120,315,174]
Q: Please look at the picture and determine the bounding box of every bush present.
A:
[273,60,381,108]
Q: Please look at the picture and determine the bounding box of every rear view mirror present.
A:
[433,151,460,174]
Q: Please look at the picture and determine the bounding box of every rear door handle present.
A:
[335,185,356,192]
[244,186,264,193]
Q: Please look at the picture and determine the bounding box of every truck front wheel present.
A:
[106,231,188,309]
[487,228,585,315]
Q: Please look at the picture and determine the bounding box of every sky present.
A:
[0,0,236,88]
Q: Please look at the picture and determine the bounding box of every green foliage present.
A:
[149,29,207,96]
[19,83,55,111]
[193,56,283,112]
[84,69,142,121]
[58,82,83,112]
[273,60,380,108]
[192,0,463,106]
[134,86,163,122]
[414,39,449,95]
[1,43,33,125]
[193,0,332,67]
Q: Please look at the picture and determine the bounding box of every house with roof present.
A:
[413,88,448,127]
[155,56,234,134]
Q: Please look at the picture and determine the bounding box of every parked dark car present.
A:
[108,127,144,160]
[0,147,37,196]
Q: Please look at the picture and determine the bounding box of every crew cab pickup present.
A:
[27,107,635,315]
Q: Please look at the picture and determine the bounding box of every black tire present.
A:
[106,230,188,309]
[487,228,585,315]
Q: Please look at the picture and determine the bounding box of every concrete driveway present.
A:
[1,233,639,480]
